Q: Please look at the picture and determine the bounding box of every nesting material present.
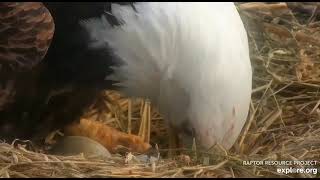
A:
[0,2,320,178]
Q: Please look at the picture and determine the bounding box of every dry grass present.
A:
[0,2,320,178]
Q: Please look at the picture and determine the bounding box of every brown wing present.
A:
[0,2,55,73]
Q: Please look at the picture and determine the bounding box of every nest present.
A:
[0,2,320,178]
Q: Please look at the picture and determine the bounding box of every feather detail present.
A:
[82,2,252,150]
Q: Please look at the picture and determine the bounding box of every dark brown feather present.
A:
[0,2,54,72]
[0,3,54,135]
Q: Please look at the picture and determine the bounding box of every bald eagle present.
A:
[81,2,252,151]
[0,2,252,154]
[0,2,54,139]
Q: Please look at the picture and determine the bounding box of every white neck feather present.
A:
[81,2,252,150]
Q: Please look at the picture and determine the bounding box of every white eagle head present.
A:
[81,2,252,150]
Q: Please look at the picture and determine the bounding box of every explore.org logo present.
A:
[242,160,318,176]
